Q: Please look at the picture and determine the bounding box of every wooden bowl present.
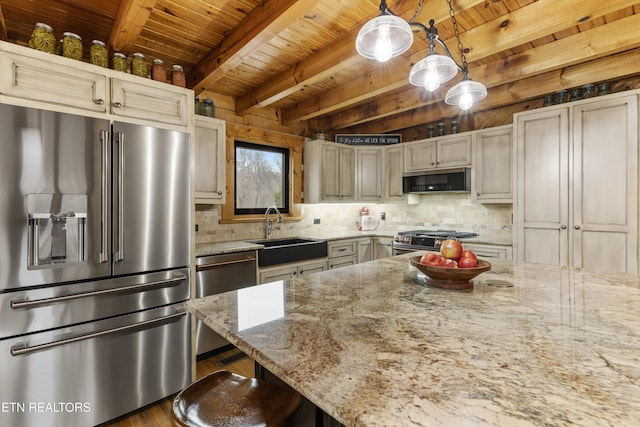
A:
[409,255,491,290]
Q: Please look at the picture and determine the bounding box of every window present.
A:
[234,141,290,215]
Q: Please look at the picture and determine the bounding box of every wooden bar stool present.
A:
[172,370,304,427]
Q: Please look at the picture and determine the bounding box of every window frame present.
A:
[220,123,304,225]
[233,140,290,215]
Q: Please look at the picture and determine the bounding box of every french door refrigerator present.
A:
[0,103,192,427]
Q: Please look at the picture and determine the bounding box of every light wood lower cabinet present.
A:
[327,239,358,269]
[373,237,393,259]
[462,243,512,261]
[258,258,327,284]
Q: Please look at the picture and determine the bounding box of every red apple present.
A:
[440,239,463,260]
[441,258,458,268]
[458,256,478,268]
[460,250,477,261]
[420,252,442,266]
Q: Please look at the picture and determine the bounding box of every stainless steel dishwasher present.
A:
[196,250,257,356]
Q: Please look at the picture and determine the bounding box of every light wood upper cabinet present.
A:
[404,134,471,172]
[384,145,404,200]
[514,92,638,273]
[0,41,193,130]
[110,78,189,126]
[304,140,404,203]
[194,116,226,204]
[323,143,355,202]
[304,140,356,203]
[356,147,383,201]
[472,125,513,203]
[0,49,107,112]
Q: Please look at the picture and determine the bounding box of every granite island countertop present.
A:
[187,254,640,426]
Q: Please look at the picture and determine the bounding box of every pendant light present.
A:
[356,0,487,110]
[355,1,413,62]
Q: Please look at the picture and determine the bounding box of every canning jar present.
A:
[131,53,147,77]
[450,120,459,134]
[202,99,215,117]
[582,84,595,98]
[570,89,583,102]
[151,59,166,82]
[62,32,83,60]
[543,94,553,106]
[598,83,611,96]
[90,40,108,67]
[427,125,435,138]
[553,90,568,104]
[171,64,186,87]
[437,122,445,136]
[112,52,127,72]
[29,23,56,54]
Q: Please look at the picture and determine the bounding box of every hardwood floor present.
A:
[99,346,255,427]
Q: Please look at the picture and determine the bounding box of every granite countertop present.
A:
[195,232,395,257]
[188,254,640,426]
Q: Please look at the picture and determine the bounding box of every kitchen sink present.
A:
[249,237,327,267]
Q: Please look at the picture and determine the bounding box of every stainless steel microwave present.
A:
[402,168,471,193]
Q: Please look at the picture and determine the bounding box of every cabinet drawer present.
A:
[0,51,107,112]
[111,78,189,126]
[328,240,357,258]
[328,255,357,270]
[464,243,512,260]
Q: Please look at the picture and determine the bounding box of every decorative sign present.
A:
[335,134,401,145]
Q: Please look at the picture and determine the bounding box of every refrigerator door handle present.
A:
[10,273,187,310]
[100,129,110,263]
[115,131,125,262]
[10,310,186,356]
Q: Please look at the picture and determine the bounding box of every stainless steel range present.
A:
[392,230,478,255]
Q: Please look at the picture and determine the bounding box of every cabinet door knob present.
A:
[94,99,105,105]
[217,191,223,195]
[574,225,581,230]
[560,225,567,229]
[113,102,123,108]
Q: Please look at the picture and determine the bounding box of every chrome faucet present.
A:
[264,206,283,239]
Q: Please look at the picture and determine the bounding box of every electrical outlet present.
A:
[381,212,386,220]
[313,218,321,224]
[195,224,199,232]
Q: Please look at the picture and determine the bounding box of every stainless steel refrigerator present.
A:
[0,104,192,427]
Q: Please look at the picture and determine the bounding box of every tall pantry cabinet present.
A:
[514,92,638,273]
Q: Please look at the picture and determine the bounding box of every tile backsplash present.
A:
[195,194,513,244]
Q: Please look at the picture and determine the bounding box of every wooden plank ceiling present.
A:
[1,0,639,136]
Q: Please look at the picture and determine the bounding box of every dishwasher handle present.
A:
[11,311,186,356]
[196,256,256,271]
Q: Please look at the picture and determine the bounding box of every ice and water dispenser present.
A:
[27,193,87,268]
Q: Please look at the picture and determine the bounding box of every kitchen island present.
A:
[187,253,640,426]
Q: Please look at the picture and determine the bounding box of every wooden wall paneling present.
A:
[221,122,305,223]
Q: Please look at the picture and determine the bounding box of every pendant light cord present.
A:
[408,0,426,23]
[447,0,469,75]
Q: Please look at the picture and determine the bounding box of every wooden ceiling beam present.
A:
[235,0,487,116]
[282,0,636,125]
[187,0,323,94]
[0,4,7,41]
[108,0,158,53]
[342,48,640,134]
[319,12,640,129]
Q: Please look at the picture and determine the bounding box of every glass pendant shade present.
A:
[356,14,413,62]
[445,78,488,110]
[409,53,458,92]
